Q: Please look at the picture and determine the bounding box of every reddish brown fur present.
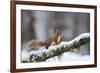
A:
[54,31,62,44]
[27,31,62,49]
[27,40,45,49]
[45,37,53,49]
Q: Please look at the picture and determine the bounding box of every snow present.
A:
[22,49,90,62]
[21,33,90,62]
[68,33,90,45]
[21,50,30,62]
[46,52,90,62]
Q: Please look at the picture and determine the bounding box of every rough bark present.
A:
[29,33,90,62]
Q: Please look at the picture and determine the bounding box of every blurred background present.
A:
[21,10,90,56]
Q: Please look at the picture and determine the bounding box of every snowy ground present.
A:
[46,52,90,62]
[22,49,90,63]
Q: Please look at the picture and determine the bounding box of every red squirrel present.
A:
[27,31,62,49]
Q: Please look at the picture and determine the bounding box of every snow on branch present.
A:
[29,33,90,62]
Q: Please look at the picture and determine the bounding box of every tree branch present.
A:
[29,33,90,62]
